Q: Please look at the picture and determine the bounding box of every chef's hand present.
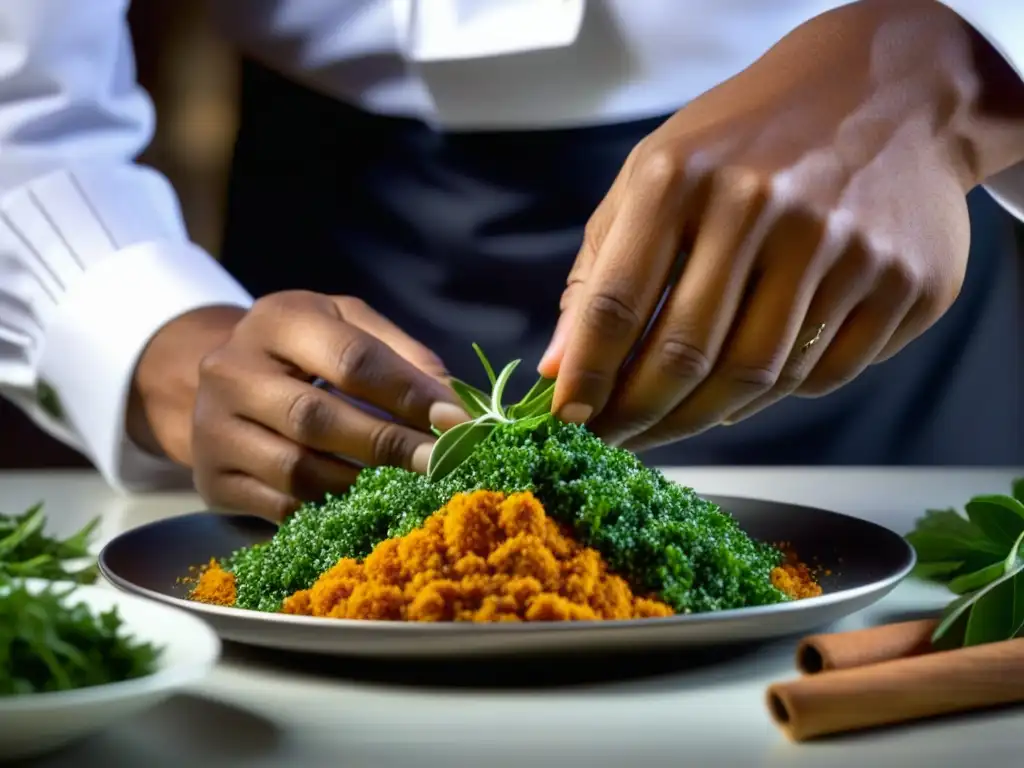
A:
[540,0,1024,451]
[130,292,467,522]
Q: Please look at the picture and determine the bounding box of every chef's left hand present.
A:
[539,0,1024,451]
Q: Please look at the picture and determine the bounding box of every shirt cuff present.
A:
[36,240,253,492]
[938,2,1024,221]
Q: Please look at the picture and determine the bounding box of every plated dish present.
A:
[102,350,914,656]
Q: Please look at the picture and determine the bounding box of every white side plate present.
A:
[0,579,221,760]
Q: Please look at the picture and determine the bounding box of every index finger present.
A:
[552,162,688,423]
[260,306,459,432]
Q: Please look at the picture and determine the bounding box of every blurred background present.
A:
[0,0,236,469]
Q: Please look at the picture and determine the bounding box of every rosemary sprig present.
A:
[427,343,555,482]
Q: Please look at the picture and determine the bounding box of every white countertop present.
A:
[8,467,1024,768]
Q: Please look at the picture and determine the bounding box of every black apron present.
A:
[220,61,1023,466]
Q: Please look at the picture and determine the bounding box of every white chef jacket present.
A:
[0,0,1021,492]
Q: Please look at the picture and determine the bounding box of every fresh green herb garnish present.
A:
[0,504,99,584]
[0,580,161,696]
[906,480,1024,648]
[427,344,554,481]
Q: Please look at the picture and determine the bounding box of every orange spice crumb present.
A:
[280,490,675,622]
[190,558,237,606]
[770,543,823,600]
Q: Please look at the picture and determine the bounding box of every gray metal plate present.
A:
[98,495,915,658]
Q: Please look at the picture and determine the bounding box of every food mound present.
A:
[187,347,820,621]
[194,491,675,621]
[188,421,821,621]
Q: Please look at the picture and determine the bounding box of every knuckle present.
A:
[284,390,330,443]
[581,214,607,253]
[334,295,369,315]
[657,339,713,381]
[262,289,318,310]
[273,444,304,486]
[724,362,779,391]
[716,165,769,210]
[634,146,684,191]
[197,348,234,383]
[581,292,643,341]
[333,334,380,387]
[368,422,417,468]
[264,495,300,523]
[774,365,808,392]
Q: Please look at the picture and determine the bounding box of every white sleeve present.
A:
[938,2,1024,221]
[0,0,254,492]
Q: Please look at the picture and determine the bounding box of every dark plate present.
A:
[99,495,915,658]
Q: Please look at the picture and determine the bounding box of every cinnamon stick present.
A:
[796,619,938,674]
[767,637,1024,741]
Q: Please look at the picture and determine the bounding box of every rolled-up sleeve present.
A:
[939,2,1024,221]
[0,0,253,492]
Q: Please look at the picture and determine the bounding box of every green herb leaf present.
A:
[426,346,560,482]
[508,377,555,419]
[1011,572,1024,638]
[0,504,100,584]
[0,504,45,558]
[1012,477,1024,505]
[906,508,1005,561]
[932,557,1024,646]
[0,581,161,696]
[471,343,497,388]
[947,560,1006,595]
[427,419,496,481]
[449,378,491,418]
[1004,530,1024,573]
[911,560,964,582]
[905,507,1007,589]
[965,495,1024,550]
[964,576,1019,646]
[490,360,521,418]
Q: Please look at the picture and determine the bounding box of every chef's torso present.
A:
[209,0,856,129]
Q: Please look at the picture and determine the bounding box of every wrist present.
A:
[753,0,1024,189]
[128,305,247,465]
[850,0,1024,187]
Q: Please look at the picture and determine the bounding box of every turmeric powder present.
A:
[280,490,675,622]
[190,558,237,606]
[770,561,823,600]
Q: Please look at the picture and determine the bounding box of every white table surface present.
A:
[7,467,1024,768]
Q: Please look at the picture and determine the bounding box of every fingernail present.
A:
[412,442,433,474]
[430,401,471,431]
[558,402,593,424]
[721,419,735,426]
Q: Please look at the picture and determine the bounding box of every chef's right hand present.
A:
[137,291,468,522]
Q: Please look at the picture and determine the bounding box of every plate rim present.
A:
[98,494,917,634]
